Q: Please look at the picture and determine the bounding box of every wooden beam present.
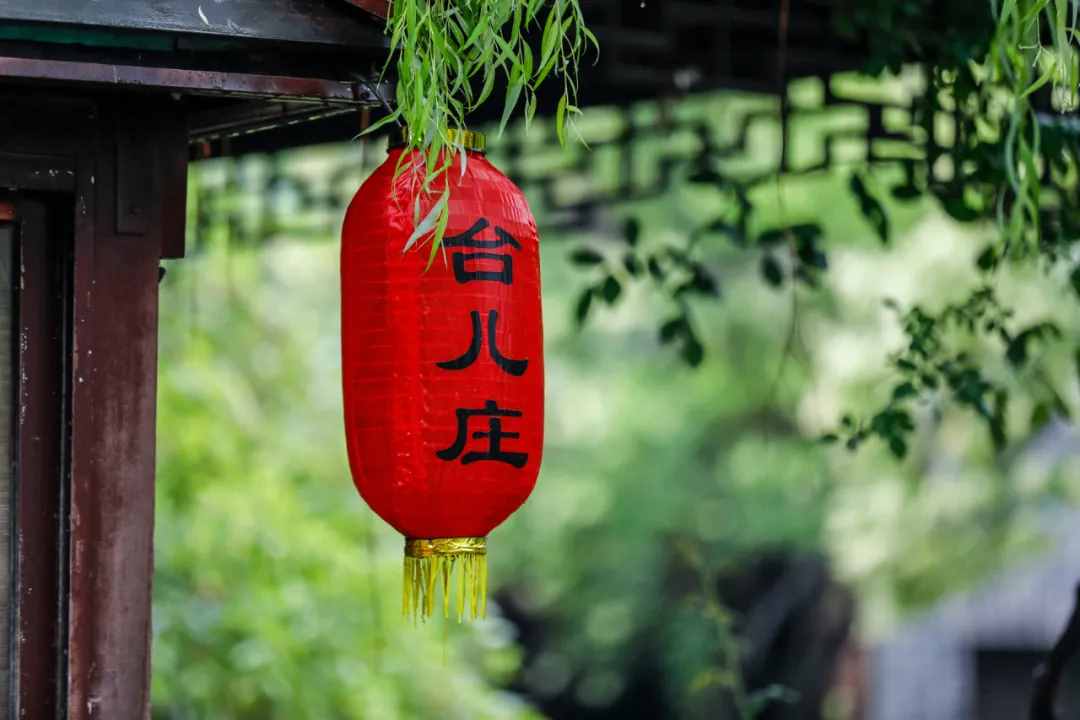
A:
[0,56,378,103]
[0,151,76,191]
[0,0,385,48]
[343,0,389,18]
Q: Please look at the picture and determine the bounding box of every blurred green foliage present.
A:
[153,87,1080,718]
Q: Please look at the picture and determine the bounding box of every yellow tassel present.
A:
[402,537,487,623]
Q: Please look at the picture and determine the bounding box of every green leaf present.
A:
[461,16,488,51]
[475,68,498,108]
[424,197,451,271]
[690,268,720,297]
[526,0,547,19]
[520,43,534,81]
[525,92,538,129]
[647,256,665,282]
[499,74,525,137]
[536,49,560,86]
[570,248,605,266]
[601,275,622,304]
[539,7,561,78]
[403,190,448,254]
[1006,322,1062,367]
[892,382,917,401]
[359,112,400,137]
[1020,57,1057,99]
[574,287,594,327]
[976,246,999,272]
[989,390,1008,450]
[682,331,705,367]
[942,196,981,223]
[761,255,784,287]
[659,317,686,344]
[887,435,908,459]
[555,94,568,147]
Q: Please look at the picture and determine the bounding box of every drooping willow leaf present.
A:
[369,0,598,256]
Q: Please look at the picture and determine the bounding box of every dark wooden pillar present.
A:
[0,94,187,720]
[67,102,186,720]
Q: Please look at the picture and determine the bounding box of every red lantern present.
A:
[341,130,544,620]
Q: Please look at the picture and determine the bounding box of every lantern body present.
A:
[341,147,544,543]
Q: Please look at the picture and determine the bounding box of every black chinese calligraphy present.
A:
[436,310,528,376]
[436,400,528,468]
[444,218,521,285]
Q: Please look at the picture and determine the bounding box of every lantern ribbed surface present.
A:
[341,145,544,620]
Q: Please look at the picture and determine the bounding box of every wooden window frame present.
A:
[11,191,70,719]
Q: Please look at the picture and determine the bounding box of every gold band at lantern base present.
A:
[403,537,487,622]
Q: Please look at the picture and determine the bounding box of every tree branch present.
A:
[1031,582,1080,720]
